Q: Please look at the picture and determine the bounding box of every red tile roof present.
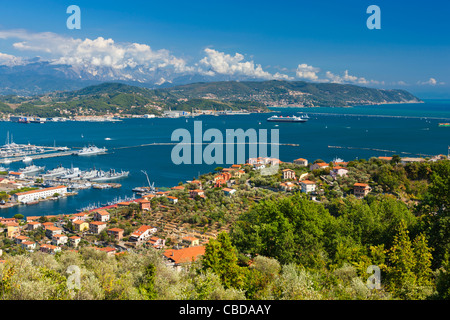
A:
[163,246,206,264]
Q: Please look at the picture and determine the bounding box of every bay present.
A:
[1,99,449,218]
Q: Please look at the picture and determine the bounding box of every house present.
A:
[39,244,61,254]
[190,180,202,189]
[300,180,316,194]
[99,247,117,256]
[293,158,308,167]
[73,212,89,221]
[21,241,36,251]
[282,169,296,180]
[401,157,425,165]
[253,163,266,170]
[42,222,54,229]
[163,246,206,271]
[167,196,178,204]
[52,234,68,246]
[171,185,185,191]
[26,221,41,231]
[73,220,89,232]
[330,166,349,179]
[89,221,107,234]
[280,182,296,192]
[14,235,29,245]
[189,189,205,199]
[129,225,157,242]
[309,162,329,171]
[354,183,372,199]
[4,221,19,238]
[8,171,25,179]
[45,226,62,238]
[107,228,124,240]
[69,236,81,247]
[148,236,165,249]
[182,236,200,247]
[378,156,393,162]
[93,209,110,222]
[223,188,236,196]
[138,199,151,211]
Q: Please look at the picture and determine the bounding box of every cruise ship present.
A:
[90,169,129,182]
[76,145,108,156]
[19,164,45,174]
[267,115,308,122]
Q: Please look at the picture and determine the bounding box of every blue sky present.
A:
[0,0,449,97]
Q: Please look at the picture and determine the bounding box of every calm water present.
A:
[1,99,450,218]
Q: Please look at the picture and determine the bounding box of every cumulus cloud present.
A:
[417,78,444,86]
[199,48,274,79]
[0,29,193,76]
[0,52,25,66]
[325,70,382,85]
[296,63,320,80]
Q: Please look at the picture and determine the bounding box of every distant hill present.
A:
[0,80,421,117]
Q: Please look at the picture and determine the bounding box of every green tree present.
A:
[139,263,157,300]
[202,232,244,289]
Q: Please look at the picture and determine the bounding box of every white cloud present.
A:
[417,78,444,86]
[296,63,320,80]
[0,52,25,66]
[199,48,274,79]
[0,29,193,76]
[325,70,382,85]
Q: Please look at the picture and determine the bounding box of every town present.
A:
[1,151,448,271]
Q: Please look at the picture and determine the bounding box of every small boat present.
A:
[23,156,33,163]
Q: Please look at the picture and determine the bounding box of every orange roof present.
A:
[167,196,178,200]
[108,228,124,233]
[99,247,116,253]
[94,209,109,216]
[378,156,393,161]
[163,246,206,264]
[69,236,81,239]
[301,180,316,184]
[294,158,307,161]
[45,226,62,231]
[52,234,67,238]
[171,186,185,190]
[73,220,87,225]
[354,183,369,187]
[27,221,41,225]
[131,225,153,237]
[182,236,199,242]
[315,163,328,167]
[90,221,106,225]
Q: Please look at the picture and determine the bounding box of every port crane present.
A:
[141,170,156,194]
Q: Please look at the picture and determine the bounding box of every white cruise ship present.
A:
[77,145,108,156]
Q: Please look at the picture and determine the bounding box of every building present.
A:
[93,209,110,222]
[69,236,81,247]
[330,166,349,179]
[138,199,151,211]
[52,234,68,246]
[12,186,67,203]
[189,189,205,199]
[40,244,61,254]
[282,169,296,180]
[166,196,178,204]
[21,241,36,251]
[309,162,329,171]
[73,220,89,232]
[280,182,296,192]
[354,183,372,199]
[129,225,156,242]
[89,221,107,234]
[401,157,425,165]
[107,228,124,241]
[26,221,41,231]
[163,246,206,271]
[98,247,117,256]
[45,226,62,238]
[378,156,392,162]
[72,212,89,221]
[300,180,316,194]
[182,236,200,247]
[148,236,165,249]
[223,188,236,196]
[14,235,29,245]
[293,158,308,167]
[4,221,19,238]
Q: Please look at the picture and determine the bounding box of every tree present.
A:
[13,214,24,220]
[387,221,416,299]
[139,263,157,300]
[202,232,244,289]
[412,233,433,287]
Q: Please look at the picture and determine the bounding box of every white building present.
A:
[300,180,316,193]
[12,186,67,203]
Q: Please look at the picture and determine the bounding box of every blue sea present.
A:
[1,99,450,218]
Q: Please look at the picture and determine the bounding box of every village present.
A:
[0,152,448,270]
